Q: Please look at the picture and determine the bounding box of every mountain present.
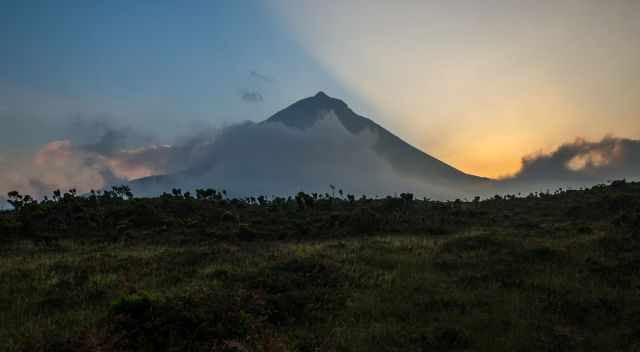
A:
[265,92,490,186]
[131,92,493,198]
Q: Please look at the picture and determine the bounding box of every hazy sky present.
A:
[2,0,639,178]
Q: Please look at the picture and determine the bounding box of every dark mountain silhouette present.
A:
[131,92,493,198]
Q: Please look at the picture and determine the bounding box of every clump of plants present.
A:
[109,290,262,352]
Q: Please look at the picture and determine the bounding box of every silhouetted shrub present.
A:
[348,207,380,234]
[109,290,257,352]
[1,180,639,244]
[248,258,345,326]
[576,225,594,235]
[440,235,505,253]
[611,179,627,188]
[220,210,239,225]
[419,326,470,351]
[0,216,18,237]
[235,224,259,241]
[400,192,414,202]
[295,192,315,210]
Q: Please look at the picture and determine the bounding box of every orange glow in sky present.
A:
[271,1,640,178]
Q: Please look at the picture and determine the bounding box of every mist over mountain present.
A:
[130,92,494,199]
[111,92,637,199]
[266,92,490,185]
[1,92,638,205]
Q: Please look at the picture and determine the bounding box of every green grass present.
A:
[2,229,640,351]
[1,182,640,351]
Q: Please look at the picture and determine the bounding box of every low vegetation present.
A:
[1,181,640,351]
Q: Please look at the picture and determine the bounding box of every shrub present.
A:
[419,326,470,351]
[221,211,239,225]
[248,258,345,326]
[109,290,257,351]
[110,290,160,319]
[348,207,380,234]
[0,216,18,237]
[235,223,259,241]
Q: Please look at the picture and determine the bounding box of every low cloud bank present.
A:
[500,136,640,193]
[0,138,174,199]
[0,118,193,199]
[130,113,455,199]
[0,112,455,201]
[1,114,639,203]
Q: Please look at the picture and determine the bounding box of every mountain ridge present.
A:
[264,92,491,185]
[131,92,493,197]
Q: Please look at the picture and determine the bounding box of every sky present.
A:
[1,0,639,183]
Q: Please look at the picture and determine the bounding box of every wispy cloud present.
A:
[240,90,264,103]
[249,70,274,84]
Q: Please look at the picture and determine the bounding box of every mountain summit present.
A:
[264,91,358,131]
[264,92,490,186]
[132,92,492,198]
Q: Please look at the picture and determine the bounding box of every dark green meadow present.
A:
[1,182,640,351]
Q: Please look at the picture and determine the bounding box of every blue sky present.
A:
[0,1,370,144]
[1,1,639,178]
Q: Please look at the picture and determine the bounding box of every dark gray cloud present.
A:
[240,90,264,103]
[249,70,274,83]
[66,117,156,153]
[240,70,273,104]
[500,136,640,193]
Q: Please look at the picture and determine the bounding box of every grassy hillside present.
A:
[1,182,640,351]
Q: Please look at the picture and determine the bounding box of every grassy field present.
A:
[1,182,640,351]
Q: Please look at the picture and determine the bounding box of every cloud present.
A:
[0,83,117,149]
[240,90,264,103]
[0,140,183,199]
[240,70,274,104]
[130,112,457,199]
[249,70,274,84]
[500,136,640,192]
[65,117,156,152]
[0,119,183,199]
[3,106,637,202]
[0,140,119,198]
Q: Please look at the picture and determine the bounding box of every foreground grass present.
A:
[2,225,640,351]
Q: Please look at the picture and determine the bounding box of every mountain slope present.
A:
[265,92,490,186]
[131,92,492,198]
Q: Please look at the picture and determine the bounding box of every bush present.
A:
[235,224,259,241]
[109,290,259,352]
[221,211,239,225]
[0,216,18,237]
[419,326,470,351]
[248,258,345,326]
[110,290,160,320]
[348,207,380,234]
